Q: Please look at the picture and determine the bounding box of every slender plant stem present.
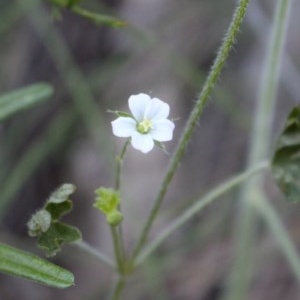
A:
[252,193,300,281]
[109,276,126,300]
[135,161,269,266]
[73,240,115,269]
[110,226,125,273]
[132,0,251,260]
[224,0,293,299]
[115,140,130,191]
[115,140,130,266]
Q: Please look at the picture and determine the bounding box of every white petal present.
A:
[131,132,154,153]
[144,98,170,121]
[111,117,136,137]
[128,93,151,121]
[150,119,175,141]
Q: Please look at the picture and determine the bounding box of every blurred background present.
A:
[0,0,300,299]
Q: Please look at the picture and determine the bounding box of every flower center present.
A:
[136,119,153,134]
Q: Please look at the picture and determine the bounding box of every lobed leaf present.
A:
[272,106,300,202]
[0,242,74,288]
[0,83,53,121]
[45,184,76,219]
[46,200,73,220]
[38,222,82,257]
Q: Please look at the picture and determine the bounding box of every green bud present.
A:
[106,210,123,226]
[27,210,52,237]
[94,188,120,214]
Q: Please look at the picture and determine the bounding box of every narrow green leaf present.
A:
[272,106,300,202]
[0,242,74,288]
[0,83,53,121]
[48,0,82,8]
[38,222,82,257]
[71,6,126,28]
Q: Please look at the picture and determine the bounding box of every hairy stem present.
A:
[132,0,251,260]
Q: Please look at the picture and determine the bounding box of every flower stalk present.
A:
[110,226,125,274]
[115,139,130,191]
[115,140,130,267]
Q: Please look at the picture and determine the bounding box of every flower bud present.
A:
[106,210,123,226]
[94,188,120,214]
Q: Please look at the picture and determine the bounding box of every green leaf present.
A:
[45,184,76,219]
[0,83,53,121]
[38,222,82,257]
[48,0,82,8]
[71,6,126,28]
[27,183,81,256]
[46,200,73,220]
[272,106,300,202]
[0,242,74,288]
[48,0,126,28]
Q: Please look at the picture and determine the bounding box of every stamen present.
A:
[137,119,153,134]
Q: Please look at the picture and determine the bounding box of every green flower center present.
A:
[136,119,153,134]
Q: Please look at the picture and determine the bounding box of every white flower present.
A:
[111,93,175,153]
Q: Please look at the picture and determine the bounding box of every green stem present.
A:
[109,276,126,300]
[110,226,125,274]
[115,140,130,191]
[248,0,293,165]
[224,0,293,299]
[135,161,269,266]
[115,140,130,266]
[132,0,251,260]
[73,240,115,269]
[253,194,300,281]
